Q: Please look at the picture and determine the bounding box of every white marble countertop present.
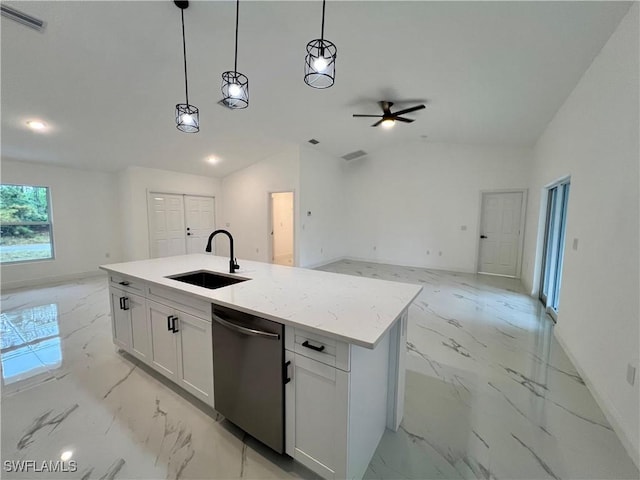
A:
[100,254,422,348]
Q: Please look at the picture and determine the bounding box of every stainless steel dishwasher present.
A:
[212,304,286,453]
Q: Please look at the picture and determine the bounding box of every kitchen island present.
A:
[100,254,421,480]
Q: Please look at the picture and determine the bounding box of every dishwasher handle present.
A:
[213,313,280,340]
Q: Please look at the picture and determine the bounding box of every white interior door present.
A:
[478,191,523,277]
[270,192,294,266]
[148,193,186,258]
[185,196,215,254]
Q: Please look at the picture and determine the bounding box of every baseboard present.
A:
[302,256,347,270]
[554,328,640,469]
[0,270,106,291]
[342,256,477,275]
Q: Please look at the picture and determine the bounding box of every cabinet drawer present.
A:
[147,285,210,321]
[290,328,350,372]
[109,274,144,294]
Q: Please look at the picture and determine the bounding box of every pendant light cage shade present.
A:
[221,71,249,109]
[175,103,199,133]
[304,39,337,89]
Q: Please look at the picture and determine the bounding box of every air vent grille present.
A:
[1,4,45,31]
[341,150,367,161]
[308,139,320,145]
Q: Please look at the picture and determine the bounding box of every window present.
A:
[0,184,54,263]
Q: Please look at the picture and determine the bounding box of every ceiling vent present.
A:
[1,4,46,32]
[308,139,320,145]
[341,150,367,161]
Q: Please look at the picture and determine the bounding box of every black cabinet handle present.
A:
[119,297,124,310]
[302,340,325,352]
[122,297,129,310]
[119,281,130,286]
[171,316,179,333]
[480,235,487,239]
[167,315,173,331]
[283,360,291,384]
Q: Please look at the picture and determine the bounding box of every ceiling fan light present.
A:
[304,39,336,89]
[222,71,249,109]
[176,104,199,133]
[381,118,396,129]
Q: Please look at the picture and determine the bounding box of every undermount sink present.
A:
[167,270,250,290]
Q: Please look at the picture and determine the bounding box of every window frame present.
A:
[0,183,55,264]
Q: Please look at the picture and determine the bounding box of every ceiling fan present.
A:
[353,101,426,128]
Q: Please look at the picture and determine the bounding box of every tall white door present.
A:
[148,194,186,258]
[478,191,523,277]
[185,196,215,254]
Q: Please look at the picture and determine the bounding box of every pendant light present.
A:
[221,0,249,109]
[175,1,199,133]
[304,0,337,89]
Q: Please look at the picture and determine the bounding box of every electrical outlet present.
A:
[460,225,467,231]
[426,250,430,255]
[320,248,323,254]
[256,248,259,253]
[373,246,377,251]
[439,251,442,256]
[105,252,110,258]
[573,238,579,251]
[627,364,636,386]
[226,222,231,227]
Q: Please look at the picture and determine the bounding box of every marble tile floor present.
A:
[0,261,638,480]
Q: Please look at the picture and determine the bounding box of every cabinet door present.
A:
[292,353,349,479]
[110,288,131,350]
[147,300,179,379]
[176,311,214,406]
[128,292,149,361]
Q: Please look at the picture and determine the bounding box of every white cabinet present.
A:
[148,299,179,378]
[146,299,214,407]
[109,287,148,361]
[285,325,394,480]
[289,353,349,479]
[107,278,214,408]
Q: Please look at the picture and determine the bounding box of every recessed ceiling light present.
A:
[207,156,220,165]
[26,120,46,131]
[60,450,73,462]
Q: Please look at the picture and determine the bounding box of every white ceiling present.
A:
[1,1,632,178]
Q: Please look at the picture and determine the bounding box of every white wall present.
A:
[522,4,639,465]
[343,142,531,272]
[299,146,348,268]
[118,166,221,261]
[220,146,300,264]
[0,159,122,289]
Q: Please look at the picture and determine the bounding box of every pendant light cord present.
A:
[320,0,325,42]
[234,0,239,73]
[181,8,189,105]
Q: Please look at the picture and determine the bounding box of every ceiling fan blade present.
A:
[379,101,393,115]
[391,104,425,117]
[353,114,383,118]
[395,117,414,123]
[372,119,384,127]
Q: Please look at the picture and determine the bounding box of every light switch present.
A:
[460,225,467,231]
[572,238,579,251]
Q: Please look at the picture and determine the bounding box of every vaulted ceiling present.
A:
[1,1,632,177]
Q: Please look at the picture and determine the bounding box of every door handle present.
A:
[283,360,291,384]
[480,235,488,239]
[302,340,325,352]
